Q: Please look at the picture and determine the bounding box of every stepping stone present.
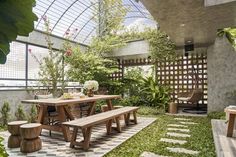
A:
[167,128,190,133]
[160,138,187,145]
[167,132,191,138]
[174,118,191,121]
[140,151,169,157]
[167,124,188,128]
[179,122,197,125]
[166,147,199,155]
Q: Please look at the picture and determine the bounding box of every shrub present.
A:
[137,106,161,115]
[139,76,171,109]
[0,102,11,126]
[0,136,8,157]
[118,96,141,106]
[207,111,226,120]
[15,104,27,120]
[28,105,37,123]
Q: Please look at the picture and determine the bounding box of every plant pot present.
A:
[87,89,94,97]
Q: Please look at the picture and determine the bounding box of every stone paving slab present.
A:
[167,128,190,133]
[0,117,156,157]
[140,151,169,157]
[166,132,191,138]
[166,147,199,155]
[160,138,187,145]
[179,122,197,125]
[174,118,191,121]
[167,124,188,128]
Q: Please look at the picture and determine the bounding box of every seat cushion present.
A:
[177,97,191,101]
[35,94,53,99]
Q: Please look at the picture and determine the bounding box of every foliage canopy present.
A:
[0,0,37,64]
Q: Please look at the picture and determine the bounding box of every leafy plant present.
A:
[38,17,65,97]
[217,27,236,49]
[28,105,37,123]
[118,96,141,106]
[65,47,118,84]
[139,76,171,110]
[15,104,27,120]
[0,102,10,126]
[0,136,8,157]
[0,0,38,64]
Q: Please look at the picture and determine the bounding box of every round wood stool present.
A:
[7,121,28,148]
[20,123,42,153]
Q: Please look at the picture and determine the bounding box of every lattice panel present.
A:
[0,42,26,79]
[109,59,124,80]
[156,53,207,107]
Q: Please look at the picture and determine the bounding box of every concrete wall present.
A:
[110,40,149,59]
[205,0,236,7]
[17,30,88,52]
[207,36,236,112]
[0,90,34,120]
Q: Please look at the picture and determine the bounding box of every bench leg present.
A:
[70,127,78,148]
[125,113,130,126]
[106,119,113,134]
[133,111,137,124]
[227,114,236,137]
[82,127,92,150]
[115,117,121,133]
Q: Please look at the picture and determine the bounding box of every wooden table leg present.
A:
[64,106,75,120]
[106,99,113,110]
[227,114,236,137]
[87,102,96,116]
[37,105,47,124]
[57,106,71,142]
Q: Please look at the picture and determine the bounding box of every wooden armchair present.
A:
[177,89,206,114]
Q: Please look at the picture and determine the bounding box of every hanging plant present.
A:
[217,27,236,49]
[0,0,38,64]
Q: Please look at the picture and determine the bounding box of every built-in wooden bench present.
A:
[63,106,139,150]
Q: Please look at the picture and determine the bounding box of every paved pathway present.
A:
[141,117,200,156]
[1,117,156,157]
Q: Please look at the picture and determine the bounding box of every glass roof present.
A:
[33,0,156,45]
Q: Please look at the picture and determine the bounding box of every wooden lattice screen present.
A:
[109,59,124,80]
[156,53,207,107]
[110,53,207,107]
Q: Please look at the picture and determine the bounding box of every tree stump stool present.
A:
[168,102,178,114]
[20,123,42,153]
[7,121,28,148]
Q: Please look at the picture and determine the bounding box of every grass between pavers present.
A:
[105,114,216,157]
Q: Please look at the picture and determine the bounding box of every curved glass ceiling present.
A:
[33,0,156,45]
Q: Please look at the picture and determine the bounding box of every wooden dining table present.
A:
[21,95,121,142]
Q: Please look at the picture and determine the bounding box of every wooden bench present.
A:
[63,106,139,150]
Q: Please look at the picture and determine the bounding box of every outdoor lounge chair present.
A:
[177,88,207,114]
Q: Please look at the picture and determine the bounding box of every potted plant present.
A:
[84,80,99,97]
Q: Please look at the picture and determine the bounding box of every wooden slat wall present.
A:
[111,53,208,107]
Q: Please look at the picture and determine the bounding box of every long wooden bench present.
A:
[63,106,139,150]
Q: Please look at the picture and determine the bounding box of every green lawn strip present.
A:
[105,115,216,157]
